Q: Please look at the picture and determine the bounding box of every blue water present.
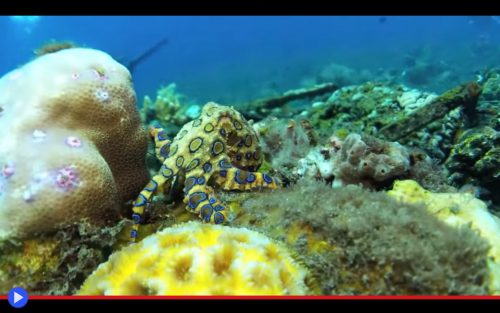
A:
[1,16,498,104]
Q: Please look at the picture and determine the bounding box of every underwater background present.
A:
[1,16,500,296]
[2,16,500,102]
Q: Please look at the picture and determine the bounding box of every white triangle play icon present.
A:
[13,292,23,304]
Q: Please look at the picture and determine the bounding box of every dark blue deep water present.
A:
[1,16,499,103]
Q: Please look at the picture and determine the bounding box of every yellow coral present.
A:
[78,222,309,295]
[388,180,500,294]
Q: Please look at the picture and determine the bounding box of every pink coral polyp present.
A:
[55,166,79,191]
[2,164,15,178]
[66,136,82,148]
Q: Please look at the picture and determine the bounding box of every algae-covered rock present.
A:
[0,220,128,295]
[222,179,490,295]
[481,71,500,101]
[379,81,481,141]
[388,180,500,294]
[445,126,500,186]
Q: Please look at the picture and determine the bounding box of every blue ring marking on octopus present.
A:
[157,130,169,141]
[160,144,170,158]
[214,212,225,224]
[214,204,225,211]
[203,162,212,173]
[234,170,246,184]
[218,159,232,169]
[246,173,256,183]
[211,140,225,156]
[245,152,252,160]
[236,154,242,161]
[209,197,216,204]
[263,173,273,184]
[184,177,197,193]
[186,159,200,171]
[132,213,141,224]
[196,177,206,185]
[134,194,148,207]
[219,128,226,137]
[144,180,158,192]
[130,230,138,238]
[200,204,213,222]
[219,170,227,177]
[161,165,174,178]
[244,135,253,147]
[188,192,208,210]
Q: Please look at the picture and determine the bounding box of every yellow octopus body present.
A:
[130,102,278,241]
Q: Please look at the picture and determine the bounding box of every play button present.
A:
[8,287,28,308]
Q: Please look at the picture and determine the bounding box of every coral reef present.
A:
[379,81,482,141]
[256,118,316,184]
[284,131,448,191]
[131,102,279,241]
[307,82,407,138]
[0,48,148,239]
[396,88,438,114]
[244,83,338,121]
[0,220,128,295]
[388,180,500,294]
[445,126,499,186]
[479,70,500,102]
[139,83,200,135]
[331,133,410,188]
[232,178,490,295]
[475,69,500,134]
[78,222,309,295]
[305,81,482,163]
[445,125,500,209]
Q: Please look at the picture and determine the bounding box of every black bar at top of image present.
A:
[2,0,500,16]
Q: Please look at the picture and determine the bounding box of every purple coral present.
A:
[332,133,410,188]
